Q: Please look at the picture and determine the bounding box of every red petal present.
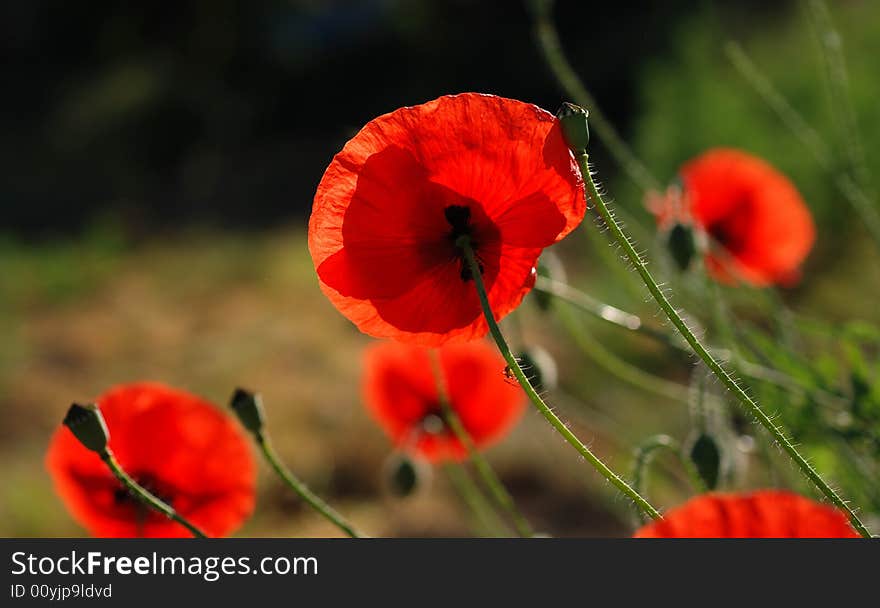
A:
[46,383,255,538]
[680,148,816,286]
[634,490,859,538]
[310,93,585,345]
[362,341,525,462]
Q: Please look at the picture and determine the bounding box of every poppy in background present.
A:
[309,93,586,347]
[649,148,815,286]
[362,341,526,462]
[46,382,256,537]
[634,490,858,538]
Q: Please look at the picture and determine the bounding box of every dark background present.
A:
[3,0,785,238]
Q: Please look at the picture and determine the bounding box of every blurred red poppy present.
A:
[634,490,858,538]
[362,341,525,462]
[46,382,256,538]
[309,93,586,346]
[650,148,815,286]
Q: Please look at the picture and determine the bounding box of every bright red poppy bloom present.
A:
[634,490,858,538]
[362,340,526,462]
[649,148,815,286]
[309,93,586,346]
[46,382,256,538]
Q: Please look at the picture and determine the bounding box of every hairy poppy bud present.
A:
[516,346,558,392]
[230,388,265,435]
[384,453,430,498]
[688,433,722,490]
[63,403,109,453]
[556,102,589,154]
[667,222,697,271]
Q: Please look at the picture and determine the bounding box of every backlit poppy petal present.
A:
[634,490,858,538]
[46,382,256,538]
[653,148,815,286]
[362,340,525,462]
[310,93,586,346]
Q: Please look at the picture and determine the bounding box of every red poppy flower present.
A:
[46,382,256,538]
[362,340,526,462]
[309,93,586,346]
[634,490,858,538]
[649,148,815,286]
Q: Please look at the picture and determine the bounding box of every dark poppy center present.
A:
[706,201,752,256]
[114,472,175,507]
[444,205,484,281]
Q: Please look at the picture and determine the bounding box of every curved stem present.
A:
[456,235,661,521]
[256,433,364,538]
[632,435,707,523]
[100,450,206,538]
[429,351,534,537]
[444,464,509,538]
[578,152,872,538]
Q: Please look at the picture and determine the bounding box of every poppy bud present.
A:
[63,403,109,454]
[230,388,265,435]
[667,222,697,271]
[687,433,722,490]
[556,102,590,154]
[516,346,558,392]
[383,453,430,498]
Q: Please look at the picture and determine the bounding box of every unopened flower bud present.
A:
[688,432,722,490]
[384,453,430,498]
[63,403,109,453]
[230,388,265,435]
[667,222,697,271]
[556,102,590,154]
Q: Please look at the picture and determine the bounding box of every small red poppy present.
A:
[634,490,858,538]
[46,382,256,538]
[649,148,815,286]
[309,93,586,346]
[362,341,526,462]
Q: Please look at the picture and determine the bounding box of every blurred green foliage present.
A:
[626,1,880,243]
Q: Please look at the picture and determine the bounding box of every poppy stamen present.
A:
[446,206,484,281]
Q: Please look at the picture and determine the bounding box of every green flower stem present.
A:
[456,235,661,521]
[428,351,534,537]
[578,152,872,538]
[632,435,707,523]
[444,464,509,538]
[535,275,851,411]
[255,433,364,538]
[530,0,659,194]
[553,299,691,403]
[99,449,206,538]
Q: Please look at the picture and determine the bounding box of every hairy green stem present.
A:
[100,450,206,538]
[578,152,872,538]
[535,275,851,410]
[530,0,659,193]
[456,235,661,521]
[632,435,708,523]
[256,433,364,538]
[429,351,534,537]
